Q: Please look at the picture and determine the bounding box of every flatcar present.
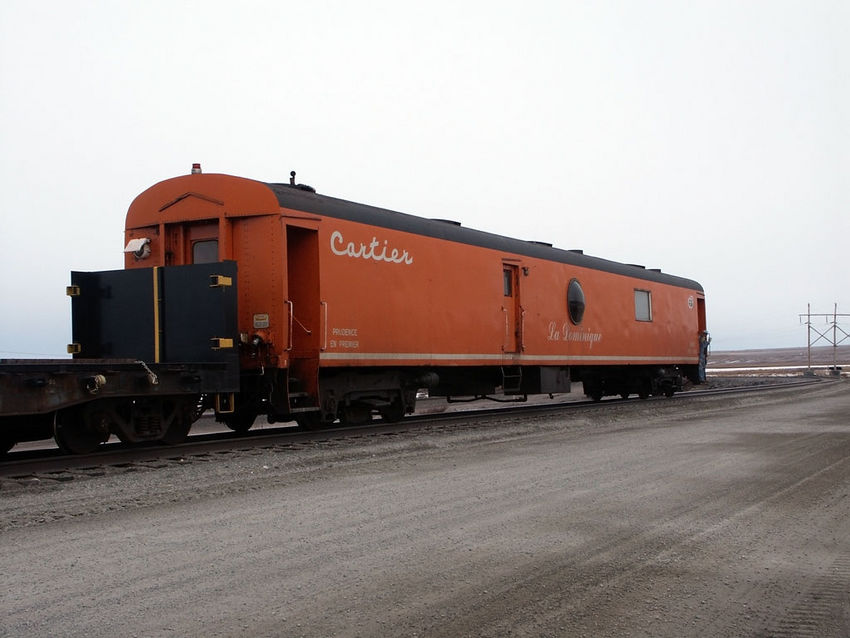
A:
[0,165,708,453]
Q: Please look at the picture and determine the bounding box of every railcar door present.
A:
[697,296,709,382]
[285,224,321,413]
[502,263,522,353]
[164,221,220,265]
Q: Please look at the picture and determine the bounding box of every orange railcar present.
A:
[124,168,707,430]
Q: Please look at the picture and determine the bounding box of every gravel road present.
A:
[2,381,849,637]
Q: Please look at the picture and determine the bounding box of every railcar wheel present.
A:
[162,398,204,444]
[161,415,190,445]
[378,400,405,423]
[221,410,257,434]
[583,381,603,402]
[54,406,110,454]
[340,404,372,426]
[161,421,191,444]
[295,411,326,430]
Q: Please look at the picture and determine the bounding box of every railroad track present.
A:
[0,377,826,485]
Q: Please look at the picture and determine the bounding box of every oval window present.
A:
[567,279,586,325]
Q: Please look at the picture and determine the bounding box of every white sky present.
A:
[1,0,847,355]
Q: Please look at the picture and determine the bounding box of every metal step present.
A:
[501,366,522,393]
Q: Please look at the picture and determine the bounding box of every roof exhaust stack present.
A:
[288,170,316,193]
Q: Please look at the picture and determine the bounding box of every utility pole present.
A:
[798,303,849,375]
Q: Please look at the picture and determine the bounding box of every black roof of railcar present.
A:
[267,183,703,293]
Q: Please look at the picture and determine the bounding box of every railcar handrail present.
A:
[285,300,294,352]
[321,301,328,351]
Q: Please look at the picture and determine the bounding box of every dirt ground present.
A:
[709,344,850,369]
[2,381,849,637]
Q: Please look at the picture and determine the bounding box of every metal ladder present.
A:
[501,366,523,394]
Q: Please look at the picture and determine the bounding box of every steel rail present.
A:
[0,377,827,482]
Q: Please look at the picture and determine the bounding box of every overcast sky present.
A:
[1,0,847,356]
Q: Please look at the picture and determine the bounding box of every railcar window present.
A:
[635,289,652,321]
[193,240,218,264]
[503,268,513,297]
[567,279,585,324]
